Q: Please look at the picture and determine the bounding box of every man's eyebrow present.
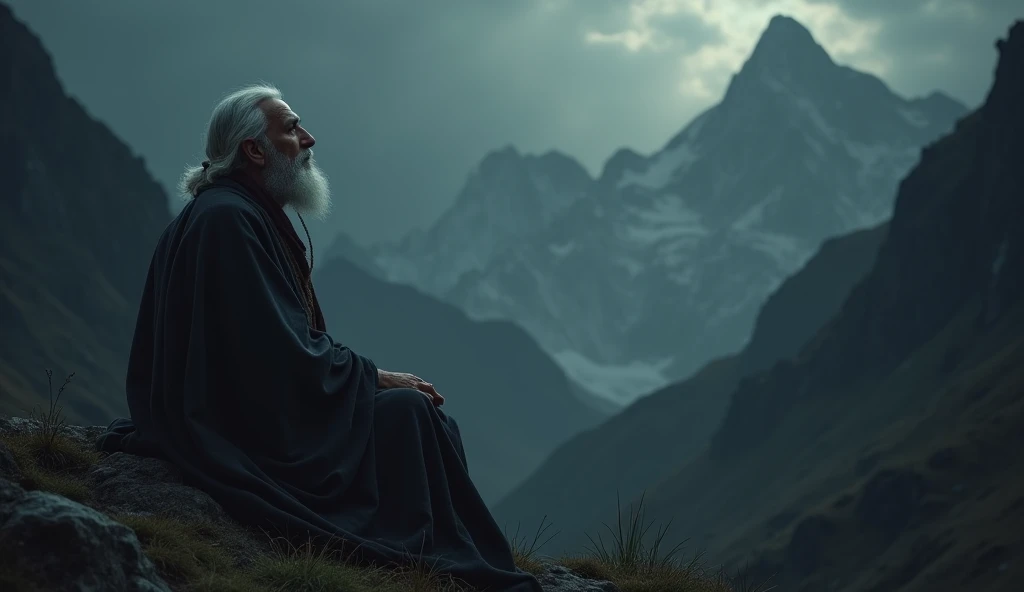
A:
[284,114,301,127]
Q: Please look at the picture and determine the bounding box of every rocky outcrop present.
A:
[0,477,170,592]
[0,416,619,592]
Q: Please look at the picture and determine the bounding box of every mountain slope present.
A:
[0,4,170,425]
[313,256,608,504]
[493,221,889,552]
[739,223,889,376]
[370,15,967,406]
[628,21,1024,592]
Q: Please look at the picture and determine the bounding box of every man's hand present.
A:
[377,370,445,406]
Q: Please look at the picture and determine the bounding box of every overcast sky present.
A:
[8,0,1021,248]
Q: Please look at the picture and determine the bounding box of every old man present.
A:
[97,83,541,592]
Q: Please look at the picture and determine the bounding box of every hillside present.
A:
[493,221,888,553]
[313,256,608,504]
[364,14,965,406]
[0,4,170,425]
[632,21,1024,592]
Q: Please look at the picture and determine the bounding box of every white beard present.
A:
[263,145,332,221]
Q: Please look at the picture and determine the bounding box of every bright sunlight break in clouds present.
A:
[587,0,891,100]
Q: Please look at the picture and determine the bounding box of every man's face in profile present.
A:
[261,98,333,221]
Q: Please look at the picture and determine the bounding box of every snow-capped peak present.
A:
[372,145,597,294]
[367,15,968,406]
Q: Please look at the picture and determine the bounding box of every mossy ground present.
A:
[0,424,747,592]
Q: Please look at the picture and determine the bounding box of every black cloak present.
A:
[96,179,542,592]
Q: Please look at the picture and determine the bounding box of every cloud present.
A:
[801,0,1022,102]
[6,0,1014,248]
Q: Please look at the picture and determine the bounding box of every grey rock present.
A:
[87,451,266,568]
[0,417,106,449]
[0,477,171,592]
[536,563,620,592]
[0,439,22,483]
[90,452,229,523]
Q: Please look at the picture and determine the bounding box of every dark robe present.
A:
[96,179,542,592]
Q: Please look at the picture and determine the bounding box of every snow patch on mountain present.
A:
[623,194,706,247]
[732,188,782,232]
[553,350,674,406]
[899,108,931,128]
[367,15,968,407]
[618,145,698,190]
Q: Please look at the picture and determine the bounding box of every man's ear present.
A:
[240,138,267,168]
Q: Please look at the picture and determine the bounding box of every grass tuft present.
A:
[559,491,743,592]
[584,491,688,574]
[1,432,98,503]
[25,369,77,469]
[250,533,380,591]
[113,514,236,584]
[19,465,93,502]
[505,514,560,575]
[0,368,98,503]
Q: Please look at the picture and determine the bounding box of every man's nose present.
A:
[300,129,315,148]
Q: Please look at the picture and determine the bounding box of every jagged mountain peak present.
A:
[374,143,596,293]
[474,144,592,181]
[720,14,905,119]
[758,14,819,50]
[478,143,521,167]
[597,147,647,185]
[740,14,835,80]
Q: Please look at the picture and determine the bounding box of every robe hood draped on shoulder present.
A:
[96,178,542,591]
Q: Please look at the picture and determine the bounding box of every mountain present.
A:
[368,146,597,294]
[312,255,608,504]
[362,14,968,406]
[506,20,1024,592]
[494,220,889,553]
[0,4,170,425]
[319,226,378,275]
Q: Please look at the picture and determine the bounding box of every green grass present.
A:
[112,514,470,592]
[1,428,99,504]
[505,515,559,575]
[0,367,748,591]
[1,370,99,503]
[559,492,770,592]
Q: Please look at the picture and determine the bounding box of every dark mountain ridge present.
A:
[636,20,1024,592]
[0,3,171,424]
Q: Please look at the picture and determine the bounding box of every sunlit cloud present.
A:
[583,0,890,101]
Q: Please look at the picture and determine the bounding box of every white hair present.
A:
[178,83,282,199]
